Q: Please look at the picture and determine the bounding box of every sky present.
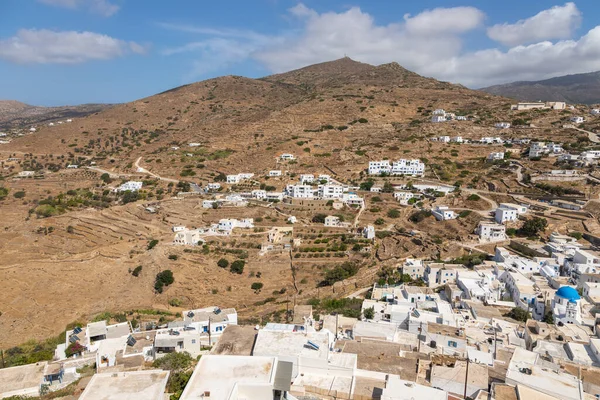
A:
[1,1,600,106]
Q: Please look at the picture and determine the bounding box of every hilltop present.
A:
[0,100,113,130]
[481,70,600,104]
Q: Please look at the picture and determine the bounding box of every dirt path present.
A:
[134,157,179,183]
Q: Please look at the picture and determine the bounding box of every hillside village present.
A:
[2,58,600,399]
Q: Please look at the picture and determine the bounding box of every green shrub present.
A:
[387,209,400,218]
[217,258,229,268]
[155,270,174,293]
[132,265,143,277]
[467,194,480,201]
[230,260,245,274]
[168,254,178,261]
[251,282,264,291]
[13,191,25,199]
[147,239,159,250]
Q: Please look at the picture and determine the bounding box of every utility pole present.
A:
[493,320,498,361]
[208,318,212,347]
[417,322,422,353]
[463,358,470,400]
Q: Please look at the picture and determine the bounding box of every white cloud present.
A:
[403,6,485,36]
[38,0,120,17]
[161,3,600,87]
[487,2,581,46]
[0,29,145,64]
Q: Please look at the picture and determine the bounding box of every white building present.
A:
[279,153,296,161]
[29,127,37,132]
[251,190,267,200]
[495,203,526,223]
[451,136,463,143]
[438,136,450,143]
[17,171,35,177]
[173,229,205,246]
[456,116,467,121]
[269,170,282,177]
[285,184,315,199]
[495,122,511,129]
[179,355,290,400]
[66,164,78,169]
[432,109,446,116]
[591,109,600,116]
[394,191,420,205]
[431,115,446,123]
[226,175,241,184]
[317,174,331,183]
[477,222,506,242]
[368,159,425,176]
[182,306,237,340]
[324,215,342,227]
[552,286,582,325]
[299,174,314,184]
[207,183,221,191]
[217,218,254,232]
[431,206,456,221]
[116,181,143,192]
[318,184,344,199]
[487,152,505,161]
[363,225,375,240]
[341,192,364,207]
[570,116,585,124]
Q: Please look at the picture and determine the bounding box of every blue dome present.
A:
[556,286,580,301]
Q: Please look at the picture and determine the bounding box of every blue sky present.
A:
[1,0,600,105]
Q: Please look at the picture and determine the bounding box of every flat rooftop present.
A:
[211,325,257,356]
[253,329,330,360]
[0,362,46,397]
[180,355,276,400]
[78,370,169,400]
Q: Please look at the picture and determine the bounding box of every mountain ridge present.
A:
[481,70,600,104]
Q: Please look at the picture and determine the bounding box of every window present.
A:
[448,341,458,348]
[203,326,208,333]
[192,339,196,344]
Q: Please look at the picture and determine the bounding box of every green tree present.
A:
[382,181,394,193]
[0,187,8,200]
[155,270,174,293]
[217,258,229,268]
[374,218,385,225]
[507,307,529,322]
[519,217,548,237]
[230,260,245,274]
[311,213,327,223]
[132,265,143,277]
[147,239,159,250]
[363,306,375,320]
[542,311,554,324]
[251,282,264,291]
[100,173,112,183]
[13,191,25,199]
[359,179,375,191]
[467,194,480,201]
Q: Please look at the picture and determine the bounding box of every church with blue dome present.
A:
[552,286,582,325]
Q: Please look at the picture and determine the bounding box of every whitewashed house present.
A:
[368,159,425,176]
[431,116,446,123]
[477,222,506,242]
[226,174,241,184]
[570,116,585,124]
[172,226,186,232]
[591,109,600,116]
[363,225,375,240]
[324,216,342,227]
[495,203,527,224]
[451,136,463,143]
[217,218,254,232]
[265,192,284,201]
[174,229,205,246]
[487,152,505,161]
[251,190,267,200]
[269,170,282,177]
[116,181,143,192]
[66,164,78,169]
[456,116,467,121]
[299,174,314,184]
[318,184,344,199]
[285,184,315,198]
[431,206,456,221]
[432,109,446,116]
[188,143,201,147]
[317,174,331,183]
[341,192,364,206]
[29,127,37,132]
[206,183,221,191]
[279,153,296,161]
[495,122,511,129]
[438,136,450,143]
[394,191,420,205]
[18,171,35,177]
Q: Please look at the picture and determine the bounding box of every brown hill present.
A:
[481,70,600,105]
[0,100,114,130]
[0,58,515,347]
